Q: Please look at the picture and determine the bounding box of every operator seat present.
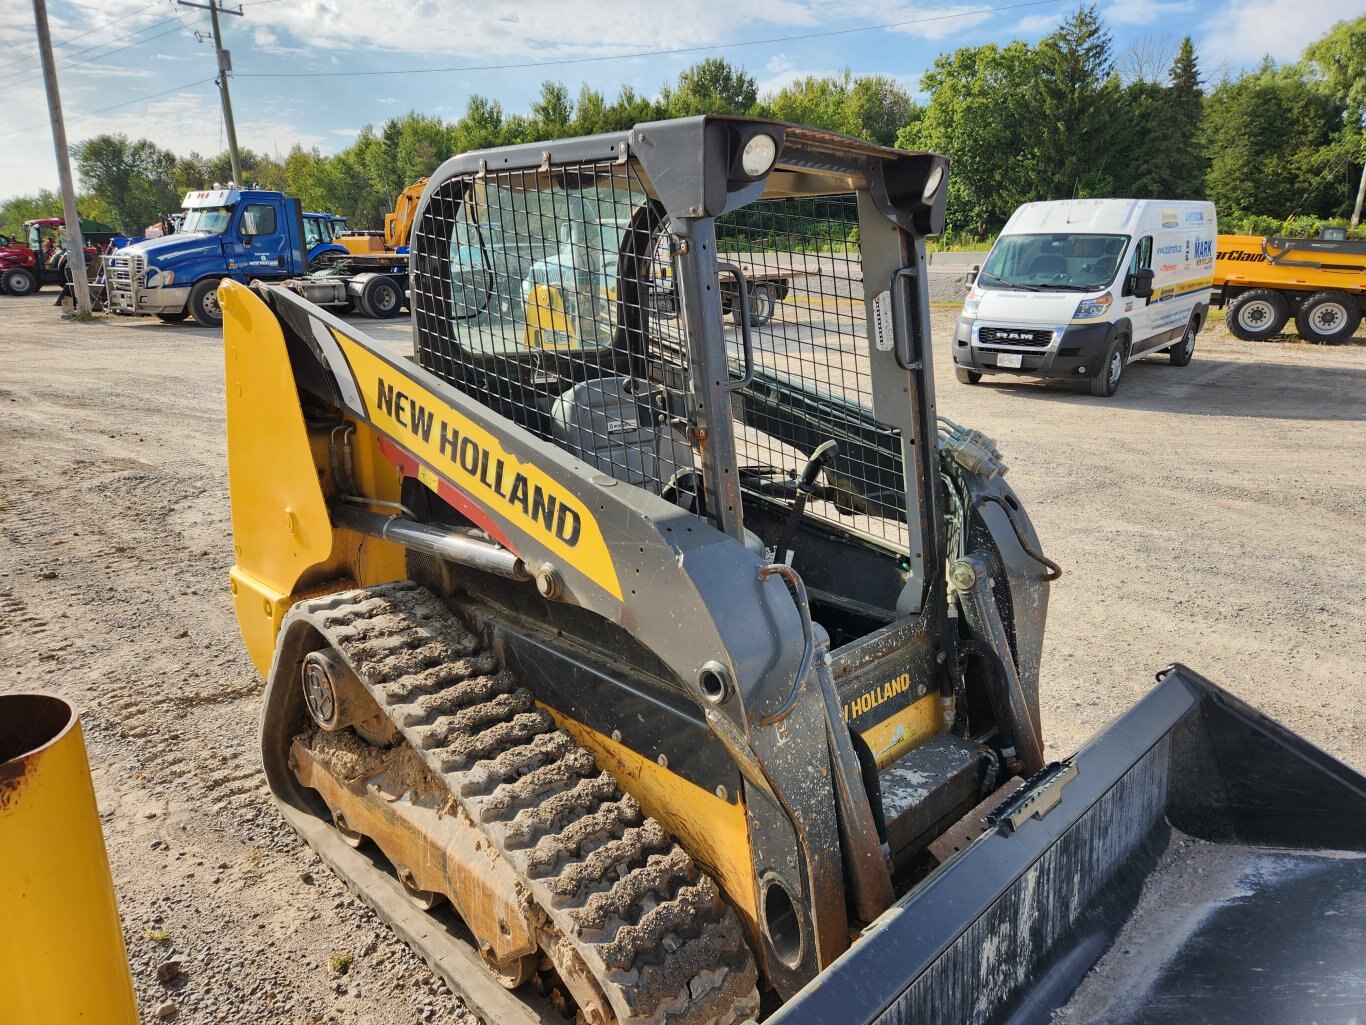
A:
[550,377,693,494]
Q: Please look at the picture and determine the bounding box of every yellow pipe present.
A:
[0,693,139,1024]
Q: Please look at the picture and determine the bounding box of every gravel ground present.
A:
[1,290,1362,1023]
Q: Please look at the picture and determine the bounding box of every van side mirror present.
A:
[967,265,979,286]
[1131,267,1155,299]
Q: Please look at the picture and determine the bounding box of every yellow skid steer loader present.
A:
[223,118,1366,1025]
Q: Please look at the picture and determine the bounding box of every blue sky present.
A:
[1,0,1363,200]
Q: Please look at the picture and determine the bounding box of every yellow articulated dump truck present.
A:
[221,117,1366,1025]
[1214,230,1365,342]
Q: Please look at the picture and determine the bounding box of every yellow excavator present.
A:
[223,117,1366,1025]
[330,178,430,257]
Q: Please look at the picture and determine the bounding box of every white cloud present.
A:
[1012,12,1061,35]
[880,4,991,40]
[1104,1,1195,26]
[1199,0,1366,66]
[330,127,360,137]
[766,53,796,74]
[756,66,837,95]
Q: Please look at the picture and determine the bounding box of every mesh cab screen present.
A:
[410,160,695,497]
[410,169,909,552]
[721,197,909,550]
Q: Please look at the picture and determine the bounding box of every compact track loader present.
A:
[224,118,1366,1025]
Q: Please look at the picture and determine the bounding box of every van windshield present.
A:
[979,233,1128,292]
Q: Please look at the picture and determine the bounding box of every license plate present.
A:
[996,352,1023,368]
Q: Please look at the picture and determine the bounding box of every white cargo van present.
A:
[953,199,1217,396]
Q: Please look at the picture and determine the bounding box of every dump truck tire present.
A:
[360,275,403,319]
[955,366,982,385]
[1168,315,1197,366]
[1227,288,1288,341]
[188,278,224,327]
[1295,290,1360,344]
[2,267,39,296]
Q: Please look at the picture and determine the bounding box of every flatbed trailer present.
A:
[1213,232,1365,342]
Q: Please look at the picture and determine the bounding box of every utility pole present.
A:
[179,0,243,185]
[31,0,92,318]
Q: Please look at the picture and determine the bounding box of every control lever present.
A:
[775,440,840,566]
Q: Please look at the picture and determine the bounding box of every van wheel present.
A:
[955,366,982,385]
[188,278,224,327]
[1294,291,1360,344]
[1169,316,1197,366]
[1227,289,1288,341]
[1090,335,1126,397]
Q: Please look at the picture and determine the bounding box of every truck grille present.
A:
[106,252,144,292]
[978,326,1052,347]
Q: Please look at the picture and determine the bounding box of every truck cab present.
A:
[105,189,307,326]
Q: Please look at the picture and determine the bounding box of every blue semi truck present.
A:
[105,188,408,326]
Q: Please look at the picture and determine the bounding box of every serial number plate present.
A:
[996,352,1023,368]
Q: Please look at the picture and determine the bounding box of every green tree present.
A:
[661,58,757,117]
[900,41,1039,235]
[766,69,916,146]
[71,134,180,231]
[1024,5,1125,198]
[529,82,575,138]
[451,96,509,152]
[1121,36,1206,198]
[1202,60,1345,218]
[1302,15,1366,224]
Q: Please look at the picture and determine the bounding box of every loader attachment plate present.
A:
[769,664,1366,1025]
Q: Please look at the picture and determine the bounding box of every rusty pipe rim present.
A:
[0,692,78,766]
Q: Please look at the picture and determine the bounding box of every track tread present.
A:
[284,582,759,1025]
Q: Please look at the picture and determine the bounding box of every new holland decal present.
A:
[843,672,912,721]
[333,332,623,600]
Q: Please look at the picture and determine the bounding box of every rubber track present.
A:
[286,582,760,1025]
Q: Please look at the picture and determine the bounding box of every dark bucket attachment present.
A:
[770,664,1366,1025]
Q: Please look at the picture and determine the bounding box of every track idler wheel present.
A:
[302,648,398,745]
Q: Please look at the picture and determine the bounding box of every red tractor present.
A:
[0,218,117,296]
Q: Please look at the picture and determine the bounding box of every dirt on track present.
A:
[0,292,1363,1024]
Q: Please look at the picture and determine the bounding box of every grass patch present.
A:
[329,950,355,975]
[144,927,170,944]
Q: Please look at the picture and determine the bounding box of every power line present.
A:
[235,0,1064,79]
[0,14,209,87]
[0,76,216,140]
[0,0,163,74]
[0,3,175,76]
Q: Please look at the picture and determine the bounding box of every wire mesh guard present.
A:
[410,162,908,551]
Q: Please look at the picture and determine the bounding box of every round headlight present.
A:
[922,165,945,202]
[741,134,778,178]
